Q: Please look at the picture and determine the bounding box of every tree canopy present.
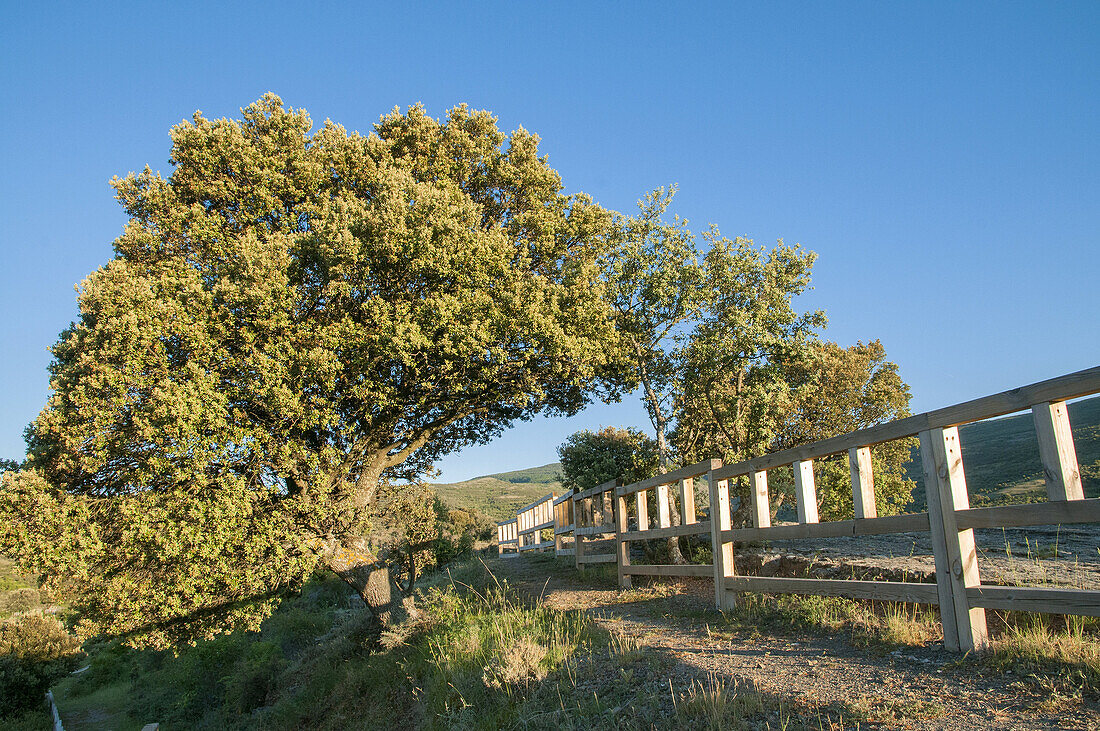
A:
[0,95,630,647]
[558,426,658,493]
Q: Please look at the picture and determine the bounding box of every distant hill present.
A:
[931,393,1100,506]
[432,396,1100,520]
[431,463,563,521]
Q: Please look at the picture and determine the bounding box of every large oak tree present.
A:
[0,95,630,647]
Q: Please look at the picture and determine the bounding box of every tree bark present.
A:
[321,537,417,629]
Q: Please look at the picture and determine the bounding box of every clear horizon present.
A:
[2,2,1097,483]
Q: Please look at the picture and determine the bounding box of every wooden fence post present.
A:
[920,427,990,652]
[575,497,586,570]
[617,489,631,589]
[657,482,672,528]
[849,446,877,519]
[708,461,735,611]
[1033,401,1084,501]
[749,470,770,528]
[793,460,819,524]
[680,478,696,524]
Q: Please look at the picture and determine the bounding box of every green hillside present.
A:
[951,393,1100,504]
[433,396,1100,519]
[431,463,563,521]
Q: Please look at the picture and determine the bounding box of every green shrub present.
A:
[0,613,84,715]
[223,640,286,714]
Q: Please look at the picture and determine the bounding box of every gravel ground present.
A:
[483,542,1100,730]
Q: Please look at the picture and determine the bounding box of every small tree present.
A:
[672,232,825,525]
[776,340,916,520]
[603,188,705,561]
[0,96,630,647]
[558,426,658,492]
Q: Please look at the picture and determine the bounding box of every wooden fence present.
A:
[572,480,619,567]
[516,493,556,552]
[496,518,518,557]
[553,490,576,557]
[491,365,1100,652]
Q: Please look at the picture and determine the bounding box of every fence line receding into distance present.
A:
[490,366,1100,652]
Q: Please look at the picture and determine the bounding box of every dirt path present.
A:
[483,552,1100,730]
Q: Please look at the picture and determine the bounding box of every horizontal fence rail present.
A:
[574,480,619,567]
[489,365,1100,653]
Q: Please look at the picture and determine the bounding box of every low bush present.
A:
[0,613,84,715]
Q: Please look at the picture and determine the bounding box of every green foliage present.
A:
[558,426,657,492]
[604,188,705,469]
[485,463,563,485]
[776,340,916,519]
[2,95,630,647]
[50,564,615,729]
[673,233,824,470]
[678,336,914,523]
[54,573,359,729]
[0,613,84,715]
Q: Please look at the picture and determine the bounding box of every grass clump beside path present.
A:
[47,558,664,729]
[978,612,1100,711]
[716,590,942,651]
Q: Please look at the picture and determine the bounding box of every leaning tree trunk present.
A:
[322,537,417,629]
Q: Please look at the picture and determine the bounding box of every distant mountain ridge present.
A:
[431,396,1100,521]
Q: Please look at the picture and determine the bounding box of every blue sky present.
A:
[1,2,1096,482]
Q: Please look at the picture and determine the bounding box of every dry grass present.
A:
[673,672,766,729]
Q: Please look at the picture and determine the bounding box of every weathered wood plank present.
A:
[620,521,713,542]
[719,512,929,543]
[680,478,697,525]
[710,465,736,611]
[575,479,618,501]
[553,490,575,506]
[849,446,877,519]
[925,426,989,652]
[575,526,618,537]
[711,366,1100,482]
[554,523,576,535]
[723,576,939,604]
[657,482,672,528]
[1033,401,1085,502]
[794,459,819,524]
[516,492,556,516]
[617,492,631,589]
[966,586,1100,616]
[749,470,770,528]
[919,428,961,651]
[618,459,721,496]
[636,489,649,532]
[955,499,1100,530]
[518,520,554,534]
